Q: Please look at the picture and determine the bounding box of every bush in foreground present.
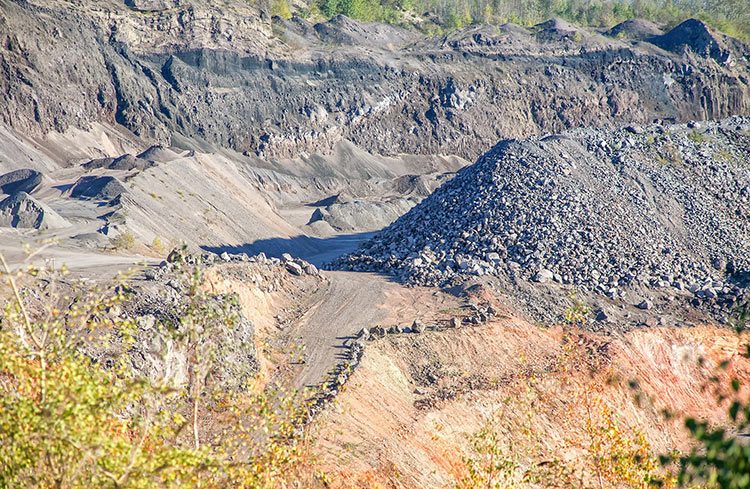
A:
[0,253,322,488]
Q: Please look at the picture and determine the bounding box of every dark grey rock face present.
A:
[332,118,750,306]
[1,2,749,161]
[70,176,127,201]
[651,18,733,64]
[0,169,42,195]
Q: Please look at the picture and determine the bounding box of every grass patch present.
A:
[687,130,709,144]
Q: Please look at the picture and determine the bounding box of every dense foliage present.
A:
[0,253,319,489]
[278,0,750,40]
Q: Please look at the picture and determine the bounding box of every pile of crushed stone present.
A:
[332,117,750,304]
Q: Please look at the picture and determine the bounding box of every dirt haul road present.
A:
[291,271,390,389]
[290,270,463,389]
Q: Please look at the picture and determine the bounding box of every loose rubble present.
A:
[145,248,321,283]
[308,301,497,418]
[333,118,750,312]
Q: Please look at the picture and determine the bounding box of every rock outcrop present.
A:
[1,1,749,161]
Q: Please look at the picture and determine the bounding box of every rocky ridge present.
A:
[2,1,750,162]
[333,117,750,311]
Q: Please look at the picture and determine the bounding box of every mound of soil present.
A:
[313,14,417,47]
[651,18,731,63]
[0,192,69,230]
[607,19,664,40]
[136,145,181,163]
[391,174,438,197]
[534,17,583,41]
[83,154,154,171]
[70,175,127,201]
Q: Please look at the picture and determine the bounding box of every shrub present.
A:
[0,252,324,488]
[271,0,293,19]
[671,336,750,489]
[0,257,208,488]
[112,231,136,250]
[687,130,709,144]
[151,236,167,254]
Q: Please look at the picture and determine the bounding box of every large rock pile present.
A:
[333,118,750,303]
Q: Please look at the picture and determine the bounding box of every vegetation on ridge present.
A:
[0,254,319,488]
[273,0,750,40]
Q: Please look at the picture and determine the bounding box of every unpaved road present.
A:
[0,239,156,274]
[290,270,464,389]
[291,271,392,389]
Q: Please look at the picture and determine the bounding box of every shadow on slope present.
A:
[201,231,377,267]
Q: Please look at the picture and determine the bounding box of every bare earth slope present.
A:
[314,319,750,488]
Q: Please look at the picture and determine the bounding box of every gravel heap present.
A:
[0,169,43,195]
[0,192,70,230]
[332,117,750,301]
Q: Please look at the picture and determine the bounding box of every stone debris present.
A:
[307,301,496,420]
[285,261,304,276]
[333,118,750,312]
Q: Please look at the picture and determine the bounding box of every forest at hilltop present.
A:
[271,0,750,39]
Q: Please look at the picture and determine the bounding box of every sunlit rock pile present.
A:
[333,117,750,305]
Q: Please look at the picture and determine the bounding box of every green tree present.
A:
[271,0,293,19]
